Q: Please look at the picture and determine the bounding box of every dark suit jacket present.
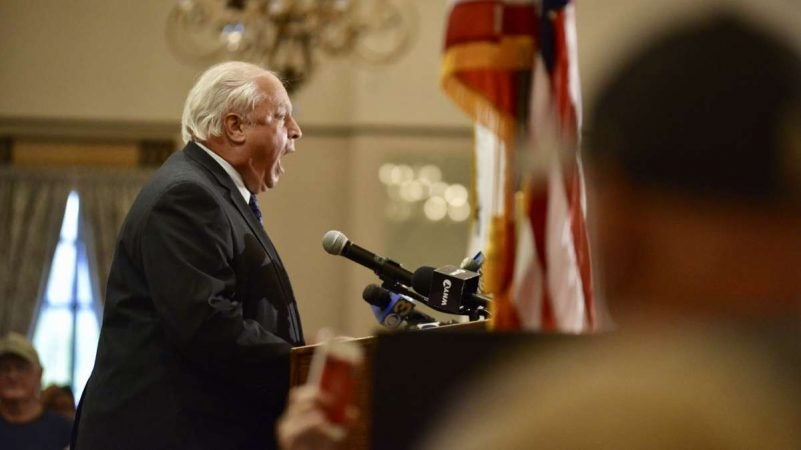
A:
[73,142,305,450]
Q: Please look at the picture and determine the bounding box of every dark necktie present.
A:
[248,195,263,225]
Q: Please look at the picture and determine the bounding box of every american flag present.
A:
[441,0,595,332]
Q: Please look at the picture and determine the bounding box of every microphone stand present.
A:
[380,281,428,303]
[381,280,491,323]
[467,306,490,322]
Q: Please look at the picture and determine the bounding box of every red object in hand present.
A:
[309,337,364,425]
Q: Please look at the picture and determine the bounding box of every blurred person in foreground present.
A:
[277,331,361,450]
[73,61,305,450]
[281,13,801,450]
[420,323,801,450]
[277,385,349,450]
[586,14,801,326]
[0,332,72,450]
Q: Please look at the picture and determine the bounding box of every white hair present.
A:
[181,61,276,144]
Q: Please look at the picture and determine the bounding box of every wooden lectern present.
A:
[289,321,488,450]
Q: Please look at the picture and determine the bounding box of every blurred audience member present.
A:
[421,323,801,450]
[41,384,75,420]
[277,385,348,450]
[585,13,801,325]
[0,332,72,450]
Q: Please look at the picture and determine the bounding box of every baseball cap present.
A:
[0,332,41,367]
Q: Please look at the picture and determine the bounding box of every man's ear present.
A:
[223,113,247,145]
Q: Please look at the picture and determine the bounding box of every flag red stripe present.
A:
[553,8,595,328]
[568,166,595,327]
[528,185,549,268]
[552,10,578,144]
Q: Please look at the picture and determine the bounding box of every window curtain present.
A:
[77,168,151,305]
[0,168,71,335]
[0,167,151,335]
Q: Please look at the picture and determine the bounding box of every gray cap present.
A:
[0,332,41,367]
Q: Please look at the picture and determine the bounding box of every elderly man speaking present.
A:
[73,62,305,450]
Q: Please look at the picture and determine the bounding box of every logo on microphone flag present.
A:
[441,0,596,332]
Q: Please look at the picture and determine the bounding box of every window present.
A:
[32,191,101,399]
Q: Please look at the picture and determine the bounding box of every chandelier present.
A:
[166,0,416,93]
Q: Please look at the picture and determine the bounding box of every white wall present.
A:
[0,0,466,128]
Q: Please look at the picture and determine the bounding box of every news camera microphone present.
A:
[460,251,485,273]
[362,284,437,329]
[323,230,413,286]
[411,266,491,314]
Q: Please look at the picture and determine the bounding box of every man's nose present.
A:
[288,117,302,140]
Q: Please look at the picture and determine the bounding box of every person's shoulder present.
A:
[38,410,73,430]
[35,411,73,448]
[141,148,222,207]
[41,411,73,442]
[150,145,210,186]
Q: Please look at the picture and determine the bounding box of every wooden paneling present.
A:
[12,141,139,167]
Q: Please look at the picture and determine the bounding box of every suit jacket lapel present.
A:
[184,143,275,258]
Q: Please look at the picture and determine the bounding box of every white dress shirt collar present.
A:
[195,141,252,203]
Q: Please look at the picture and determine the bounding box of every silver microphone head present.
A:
[322,230,349,255]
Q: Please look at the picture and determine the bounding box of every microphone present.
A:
[323,230,413,287]
[411,266,491,314]
[460,251,485,273]
[362,284,437,329]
